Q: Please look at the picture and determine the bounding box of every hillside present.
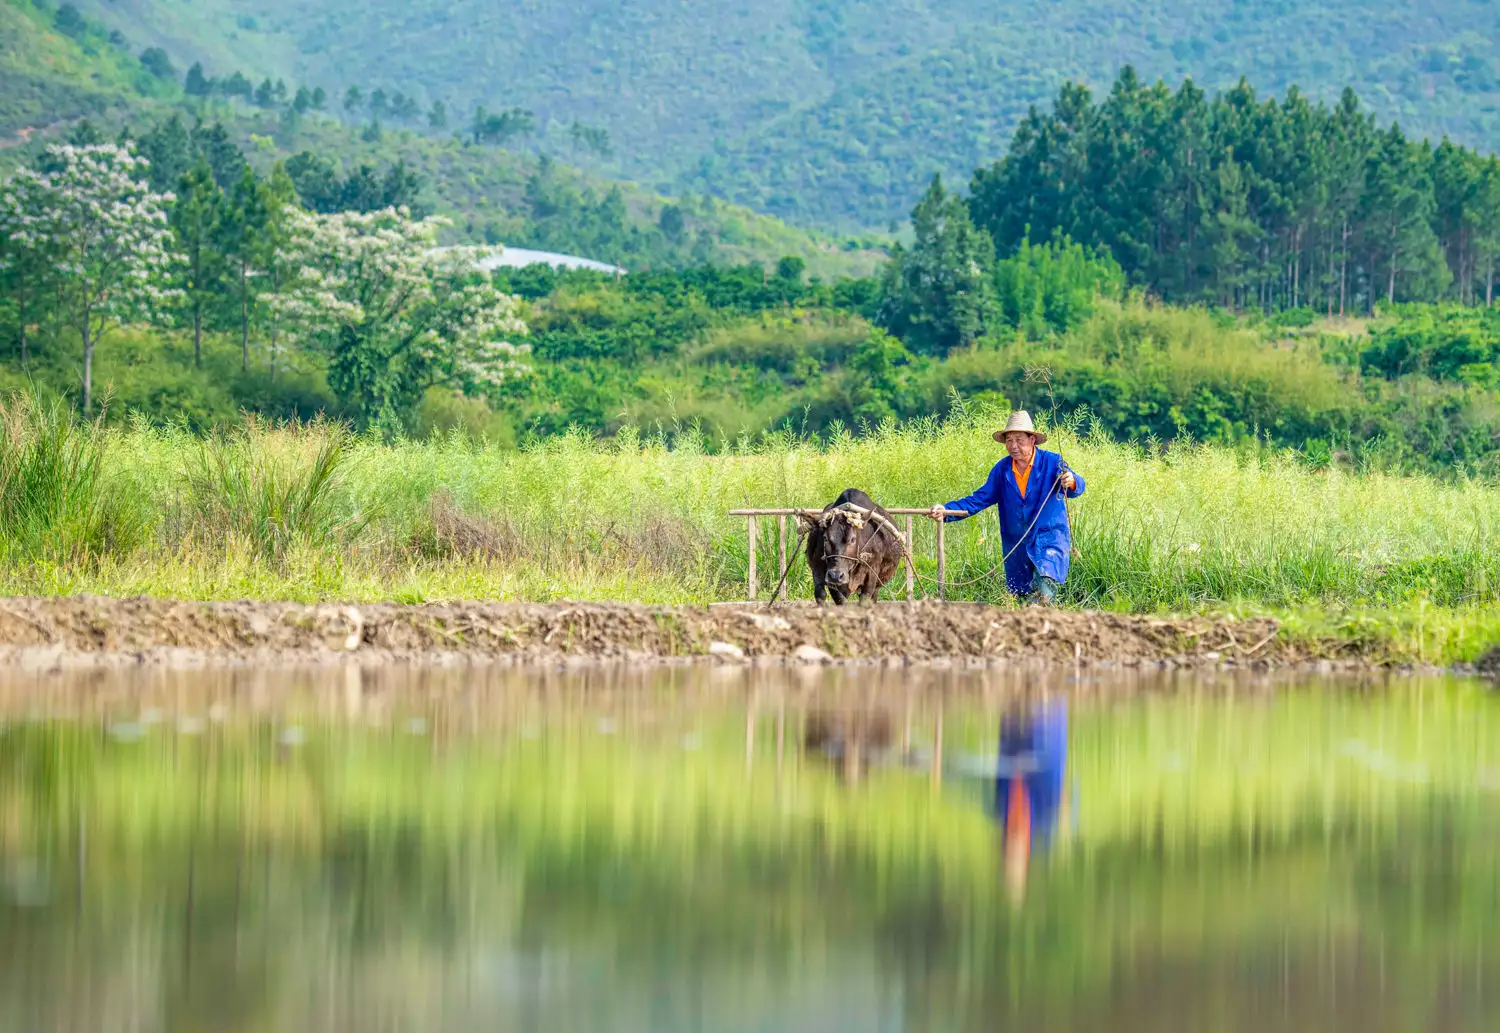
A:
[59,0,1500,229]
[0,0,883,277]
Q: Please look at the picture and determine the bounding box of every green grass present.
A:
[1,390,1498,662]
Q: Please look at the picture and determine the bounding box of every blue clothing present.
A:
[993,702,1069,851]
[944,448,1084,596]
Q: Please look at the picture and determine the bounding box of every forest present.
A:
[40,0,1500,230]
[971,70,1500,313]
[6,71,1500,476]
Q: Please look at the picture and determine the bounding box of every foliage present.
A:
[992,232,1125,339]
[273,207,529,434]
[970,72,1500,313]
[185,416,361,560]
[0,404,1495,662]
[48,0,1500,231]
[0,143,178,412]
[0,390,122,559]
[1360,304,1500,385]
[876,175,995,356]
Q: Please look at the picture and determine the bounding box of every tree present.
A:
[427,100,447,129]
[273,207,529,434]
[877,175,995,355]
[310,86,327,111]
[473,106,535,145]
[170,160,223,367]
[254,78,276,109]
[0,203,55,368]
[220,72,253,100]
[215,167,273,371]
[569,121,613,157]
[342,86,363,113]
[184,62,213,97]
[0,145,177,413]
[139,47,176,81]
[659,204,686,243]
[293,86,313,114]
[1359,125,1447,307]
[136,115,193,192]
[370,89,389,118]
[260,165,299,380]
[190,121,250,189]
[53,4,86,39]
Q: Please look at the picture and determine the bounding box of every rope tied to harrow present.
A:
[763,474,1071,603]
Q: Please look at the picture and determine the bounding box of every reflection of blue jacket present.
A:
[944,449,1084,594]
[993,703,1068,850]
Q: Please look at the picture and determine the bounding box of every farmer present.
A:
[927,411,1084,603]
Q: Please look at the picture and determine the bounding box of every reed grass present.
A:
[1,390,1498,660]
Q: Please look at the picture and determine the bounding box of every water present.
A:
[1,663,1497,1032]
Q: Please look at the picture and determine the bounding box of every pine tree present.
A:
[877,175,995,355]
[184,62,213,98]
[215,168,273,371]
[171,160,223,367]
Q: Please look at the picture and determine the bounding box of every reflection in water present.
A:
[0,664,1497,1032]
[993,700,1070,905]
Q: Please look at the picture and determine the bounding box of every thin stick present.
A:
[747,514,758,600]
[776,515,787,602]
[903,515,915,601]
[936,517,946,600]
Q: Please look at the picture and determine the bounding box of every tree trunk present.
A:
[193,304,202,368]
[269,267,279,383]
[81,321,93,416]
[240,262,249,372]
[1339,219,1349,317]
[1488,258,1494,308]
[1387,251,1397,306]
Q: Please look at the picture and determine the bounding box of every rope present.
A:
[765,471,1073,603]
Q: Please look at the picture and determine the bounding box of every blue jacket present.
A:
[993,702,1070,851]
[944,448,1084,594]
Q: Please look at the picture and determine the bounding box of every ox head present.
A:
[800,506,872,589]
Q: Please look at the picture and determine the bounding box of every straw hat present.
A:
[993,410,1047,445]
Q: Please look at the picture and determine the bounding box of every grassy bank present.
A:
[2,393,1499,662]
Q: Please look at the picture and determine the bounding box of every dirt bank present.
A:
[0,596,1406,671]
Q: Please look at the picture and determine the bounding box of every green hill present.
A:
[0,0,883,277]
[53,0,1500,229]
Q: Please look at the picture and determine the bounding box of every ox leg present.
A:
[813,578,828,605]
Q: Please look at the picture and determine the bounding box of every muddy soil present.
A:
[0,596,1394,671]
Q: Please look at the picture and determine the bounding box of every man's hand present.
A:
[927,504,947,522]
[1059,470,1076,492]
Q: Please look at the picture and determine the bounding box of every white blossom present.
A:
[271,206,528,428]
[0,144,180,411]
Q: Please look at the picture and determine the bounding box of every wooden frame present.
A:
[727,508,965,602]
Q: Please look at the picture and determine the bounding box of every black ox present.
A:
[799,488,905,604]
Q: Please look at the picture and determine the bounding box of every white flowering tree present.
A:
[274,206,528,434]
[0,145,178,412]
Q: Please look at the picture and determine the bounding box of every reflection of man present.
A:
[993,701,1070,904]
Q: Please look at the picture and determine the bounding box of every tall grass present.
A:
[0,392,129,560]
[184,416,363,562]
[2,393,1499,657]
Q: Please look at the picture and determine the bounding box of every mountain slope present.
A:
[64,0,1500,229]
[0,0,883,277]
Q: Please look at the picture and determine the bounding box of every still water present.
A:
[0,663,1497,1032]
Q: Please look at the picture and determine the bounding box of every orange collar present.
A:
[1012,456,1035,498]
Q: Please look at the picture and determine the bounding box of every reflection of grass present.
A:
[2,686,1497,1027]
[0,403,1499,660]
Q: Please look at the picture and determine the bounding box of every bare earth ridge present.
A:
[0,596,1401,671]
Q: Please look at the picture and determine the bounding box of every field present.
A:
[3,393,1498,663]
